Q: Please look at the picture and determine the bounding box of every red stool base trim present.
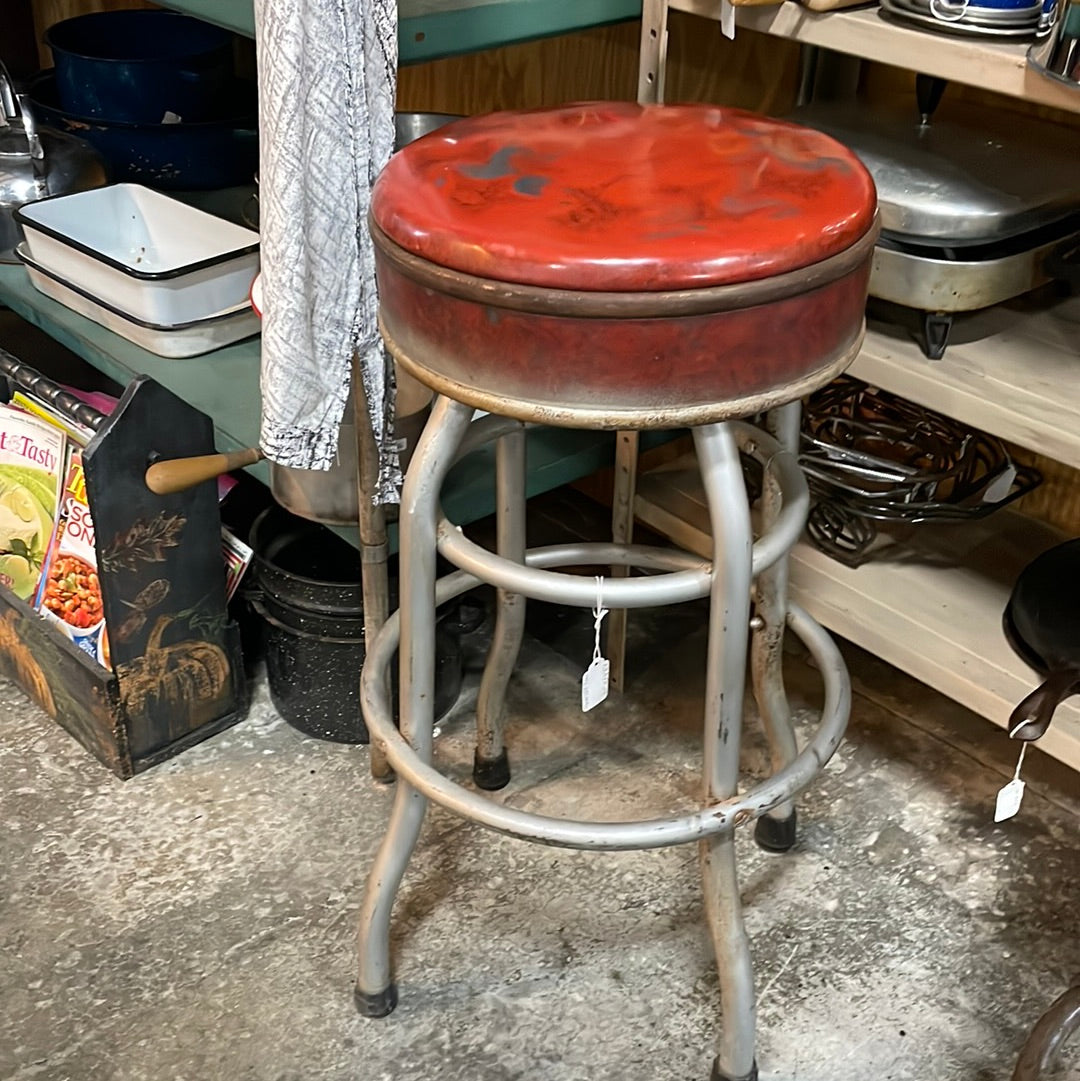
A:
[383,317,863,429]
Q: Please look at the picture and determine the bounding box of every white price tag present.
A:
[983,464,1017,505]
[582,656,610,712]
[994,741,1028,822]
[994,779,1026,822]
[720,0,735,38]
[582,576,610,713]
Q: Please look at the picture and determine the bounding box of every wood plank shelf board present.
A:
[674,0,1080,116]
[157,0,642,62]
[853,293,1080,472]
[634,453,1080,774]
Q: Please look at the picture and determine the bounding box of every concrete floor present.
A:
[2,563,1080,1081]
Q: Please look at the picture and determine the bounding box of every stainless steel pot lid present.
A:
[789,98,1080,244]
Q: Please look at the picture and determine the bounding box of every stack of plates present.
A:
[881,0,1040,38]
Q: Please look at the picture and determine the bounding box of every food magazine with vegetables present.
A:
[0,404,65,601]
[37,451,110,670]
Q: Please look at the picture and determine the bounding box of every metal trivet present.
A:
[800,377,1041,565]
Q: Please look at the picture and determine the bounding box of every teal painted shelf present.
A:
[156,0,641,62]
[330,427,631,550]
[0,265,263,456]
[0,264,645,551]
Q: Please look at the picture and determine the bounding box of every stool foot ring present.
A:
[754,809,797,853]
[710,1059,758,1081]
[361,576,851,851]
[354,983,398,1018]
[473,749,511,791]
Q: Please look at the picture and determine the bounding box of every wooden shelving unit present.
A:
[635,453,1080,773]
[11,0,1080,768]
[728,0,1080,115]
[637,0,1080,773]
[852,295,1080,470]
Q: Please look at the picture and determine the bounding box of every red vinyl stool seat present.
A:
[371,101,878,427]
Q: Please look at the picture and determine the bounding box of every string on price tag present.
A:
[581,576,610,712]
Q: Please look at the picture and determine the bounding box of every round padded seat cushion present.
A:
[371,101,877,293]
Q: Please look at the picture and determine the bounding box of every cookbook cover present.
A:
[38,451,111,670]
[0,404,65,600]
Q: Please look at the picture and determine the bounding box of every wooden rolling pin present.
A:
[145,447,264,495]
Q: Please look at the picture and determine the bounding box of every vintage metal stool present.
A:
[355,102,879,1080]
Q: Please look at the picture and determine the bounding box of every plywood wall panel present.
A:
[1009,449,1080,537]
[399,22,640,115]
[399,16,801,116]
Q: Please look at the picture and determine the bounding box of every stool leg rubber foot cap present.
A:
[354,983,398,1018]
[754,809,798,853]
[710,1060,758,1081]
[473,750,511,791]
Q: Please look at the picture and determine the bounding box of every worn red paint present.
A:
[376,260,872,424]
[372,101,876,292]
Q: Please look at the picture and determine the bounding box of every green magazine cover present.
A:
[0,404,66,601]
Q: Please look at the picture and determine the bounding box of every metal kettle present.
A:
[0,60,108,263]
[1028,0,1080,87]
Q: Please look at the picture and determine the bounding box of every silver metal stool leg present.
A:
[474,426,528,790]
[355,396,474,1016]
[751,401,802,854]
[695,421,757,1081]
[354,370,395,784]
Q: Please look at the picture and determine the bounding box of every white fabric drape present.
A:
[253,0,400,503]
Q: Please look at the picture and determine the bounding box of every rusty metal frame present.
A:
[353,362,394,782]
[359,574,848,850]
[354,404,847,852]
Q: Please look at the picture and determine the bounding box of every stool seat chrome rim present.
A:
[371,215,881,319]
[361,564,850,851]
